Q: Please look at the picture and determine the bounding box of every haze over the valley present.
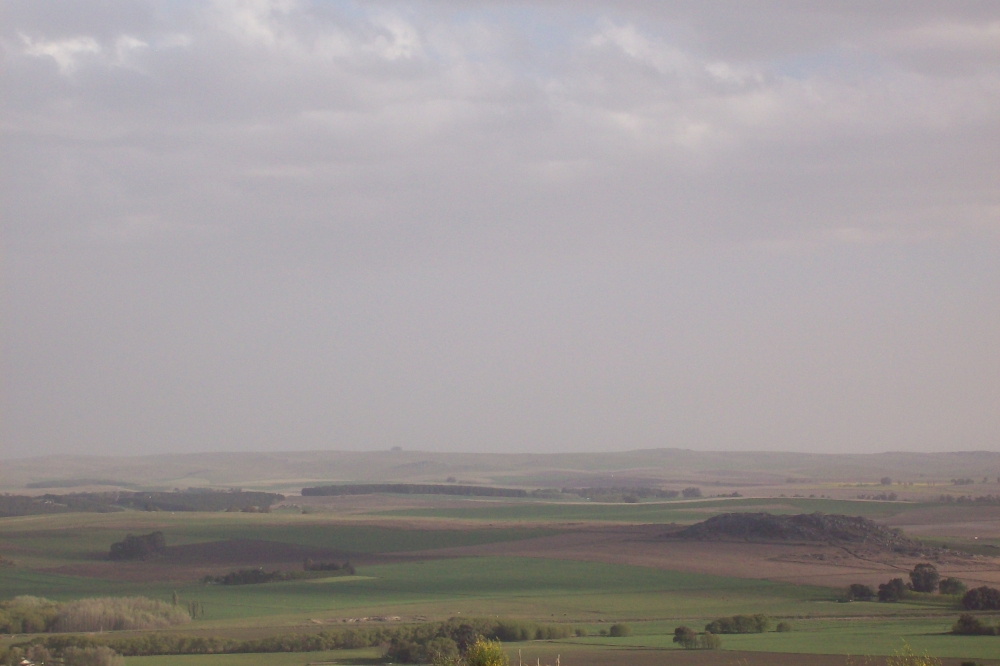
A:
[2,1,999,458]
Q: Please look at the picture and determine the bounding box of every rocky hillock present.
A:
[674,512,920,552]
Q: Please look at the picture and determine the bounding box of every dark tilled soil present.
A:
[160,539,352,565]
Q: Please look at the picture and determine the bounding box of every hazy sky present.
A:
[2,1,999,458]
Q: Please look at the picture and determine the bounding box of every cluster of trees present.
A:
[704,614,770,634]
[938,494,1000,506]
[26,479,135,489]
[2,645,125,666]
[672,626,721,650]
[849,564,968,603]
[302,484,528,498]
[0,490,285,518]
[204,561,356,585]
[961,586,1000,611]
[562,487,680,501]
[0,494,120,518]
[953,614,1000,636]
[303,559,355,573]
[109,531,166,561]
[113,490,284,512]
[9,617,572,659]
[411,636,512,666]
[682,487,702,498]
[857,492,898,501]
[0,596,189,635]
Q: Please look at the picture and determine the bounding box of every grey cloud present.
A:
[1,1,998,458]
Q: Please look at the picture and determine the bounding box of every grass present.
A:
[0,512,559,569]
[1,556,835,623]
[558,616,1000,660]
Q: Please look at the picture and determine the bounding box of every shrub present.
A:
[878,578,907,602]
[775,622,792,632]
[962,586,1000,611]
[698,632,721,650]
[682,487,702,498]
[108,532,165,561]
[673,626,697,648]
[464,638,508,666]
[25,645,51,664]
[63,646,125,666]
[884,643,941,666]
[952,614,998,636]
[608,623,631,637]
[847,584,875,601]
[939,577,967,596]
[704,614,769,634]
[908,563,940,593]
[425,637,459,664]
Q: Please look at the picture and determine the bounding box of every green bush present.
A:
[775,622,792,632]
[962,586,1000,610]
[704,614,769,634]
[939,578,967,596]
[847,584,875,601]
[464,638,509,666]
[63,646,125,666]
[608,623,631,637]
[878,578,907,602]
[698,632,721,650]
[672,626,697,649]
[952,614,998,636]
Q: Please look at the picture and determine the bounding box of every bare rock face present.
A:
[673,512,920,552]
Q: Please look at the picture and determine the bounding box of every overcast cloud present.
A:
[2,1,998,458]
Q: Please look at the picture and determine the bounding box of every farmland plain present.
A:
[4,450,1000,665]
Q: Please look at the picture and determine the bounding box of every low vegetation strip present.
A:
[704,614,770,634]
[0,596,189,634]
[301,483,529,498]
[202,563,355,585]
[0,490,284,517]
[7,617,573,660]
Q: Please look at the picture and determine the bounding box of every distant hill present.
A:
[674,512,920,552]
[2,448,999,494]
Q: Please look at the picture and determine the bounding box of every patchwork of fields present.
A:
[3,492,1000,665]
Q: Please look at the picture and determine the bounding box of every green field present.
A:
[1,557,838,623]
[377,497,927,523]
[2,497,999,665]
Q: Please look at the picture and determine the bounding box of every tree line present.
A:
[0,490,284,517]
[0,596,189,635]
[302,484,529,498]
[201,562,354,585]
[6,617,575,659]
